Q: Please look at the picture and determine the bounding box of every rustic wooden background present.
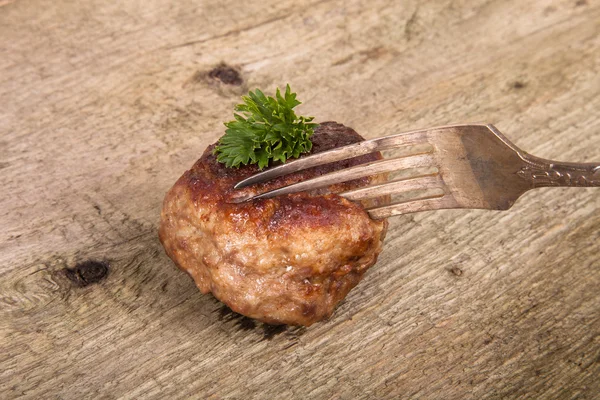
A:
[1,0,599,398]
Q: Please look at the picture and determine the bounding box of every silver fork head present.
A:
[377,124,533,218]
[233,124,535,219]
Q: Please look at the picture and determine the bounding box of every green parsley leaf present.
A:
[214,84,317,169]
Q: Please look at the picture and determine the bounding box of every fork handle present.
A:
[518,154,600,188]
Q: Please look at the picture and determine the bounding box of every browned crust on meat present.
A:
[159,122,389,326]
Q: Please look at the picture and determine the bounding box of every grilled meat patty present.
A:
[159,122,389,326]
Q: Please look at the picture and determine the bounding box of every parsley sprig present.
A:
[214,85,317,169]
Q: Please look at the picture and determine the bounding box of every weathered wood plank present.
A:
[1,0,599,398]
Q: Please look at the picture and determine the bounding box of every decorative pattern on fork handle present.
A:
[517,157,600,188]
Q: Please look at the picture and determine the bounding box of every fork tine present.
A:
[367,195,458,219]
[232,153,435,203]
[339,173,442,201]
[234,129,429,189]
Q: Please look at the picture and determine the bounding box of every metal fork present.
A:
[233,124,600,219]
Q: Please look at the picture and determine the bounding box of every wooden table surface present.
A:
[1,0,599,398]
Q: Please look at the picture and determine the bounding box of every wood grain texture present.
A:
[1,0,599,398]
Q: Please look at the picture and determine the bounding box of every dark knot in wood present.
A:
[64,260,109,287]
[208,64,243,86]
